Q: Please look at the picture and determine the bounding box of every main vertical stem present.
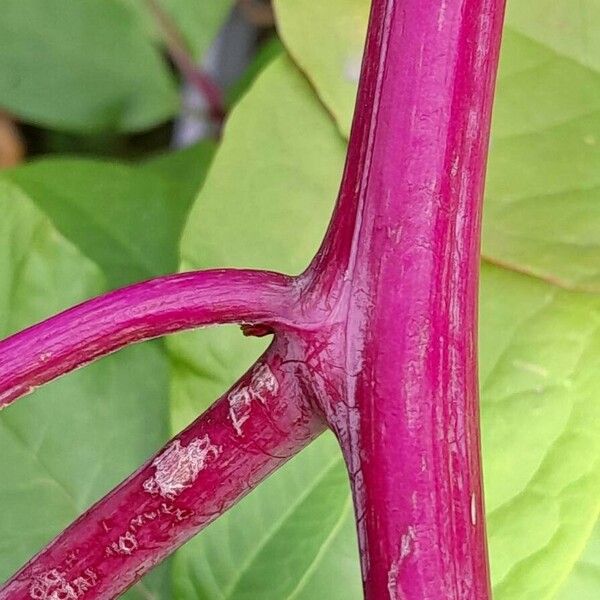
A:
[311,0,506,598]
[0,0,506,596]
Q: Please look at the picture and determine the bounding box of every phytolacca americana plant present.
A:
[0,0,506,598]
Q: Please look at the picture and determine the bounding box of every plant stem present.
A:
[0,269,296,409]
[146,0,226,122]
[0,349,324,599]
[0,0,507,597]
[308,0,506,597]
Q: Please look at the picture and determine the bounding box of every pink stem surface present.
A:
[0,269,296,409]
[0,348,324,599]
[0,0,507,598]
[313,0,504,597]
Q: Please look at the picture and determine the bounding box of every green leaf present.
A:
[171,33,600,599]
[144,139,215,182]
[0,0,177,133]
[122,0,235,62]
[169,54,358,599]
[179,55,346,275]
[226,37,285,108]
[0,178,171,598]
[479,263,600,598]
[483,22,600,292]
[557,518,600,599]
[274,0,369,139]
[504,1,600,74]
[6,142,215,288]
[275,0,600,292]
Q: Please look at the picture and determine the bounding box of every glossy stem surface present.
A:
[0,269,295,409]
[0,347,324,600]
[310,0,506,597]
[0,0,507,597]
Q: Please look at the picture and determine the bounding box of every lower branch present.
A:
[0,345,324,600]
[0,269,296,409]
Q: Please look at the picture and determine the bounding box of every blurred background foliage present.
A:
[0,0,277,161]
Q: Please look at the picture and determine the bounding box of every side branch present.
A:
[0,347,325,600]
[0,269,297,409]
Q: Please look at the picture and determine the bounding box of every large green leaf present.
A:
[179,57,345,275]
[479,264,600,598]
[505,1,600,74]
[169,55,359,599]
[275,0,600,292]
[226,37,285,108]
[171,34,600,600]
[557,520,600,599]
[6,141,215,288]
[0,178,171,597]
[0,0,234,132]
[274,0,369,139]
[0,0,177,132]
[484,22,600,293]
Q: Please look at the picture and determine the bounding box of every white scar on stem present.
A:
[29,568,98,600]
[143,435,220,499]
[228,364,279,435]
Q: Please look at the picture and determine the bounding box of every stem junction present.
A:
[0,0,506,598]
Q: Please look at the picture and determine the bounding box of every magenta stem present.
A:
[307,0,506,597]
[0,0,507,597]
[0,269,296,409]
[0,348,324,599]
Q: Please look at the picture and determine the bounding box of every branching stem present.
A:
[307,0,506,596]
[0,0,506,598]
[0,269,296,409]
